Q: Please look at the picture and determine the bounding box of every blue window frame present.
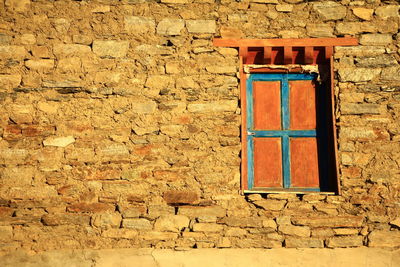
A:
[246,73,328,192]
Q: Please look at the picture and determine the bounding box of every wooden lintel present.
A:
[213,37,358,48]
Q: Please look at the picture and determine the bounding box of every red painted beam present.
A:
[213,37,358,47]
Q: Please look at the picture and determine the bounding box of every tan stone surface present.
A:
[0,248,399,267]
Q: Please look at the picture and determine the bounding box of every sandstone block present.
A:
[57,57,82,73]
[250,0,279,3]
[25,59,54,71]
[192,223,223,232]
[122,218,152,230]
[97,144,129,160]
[178,206,226,218]
[131,101,157,114]
[0,148,28,164]
[187,100,237,113]
[219,217,262,228]
[145,75,174,91]
[154,215,190,232]
[0,226,13,242]
[147,205,175,219]
[352,8,374,21]
[292,216,364,228]
[368,230,400,247]
[285,238,324,248]
[390,218,400,228]
[252,199,286,211]
[268,193,298,201]
[313,1,347,21]
[340,127,389,141]
[101,228,138,239]
[186,20,216,34]
[225,227,247,237]
[205,66,236,74]
[43,136,75,147]
[0,166,34,186]
[121,206,147,218]
[135,44,174,55]
[381,67,400,81]
[338,68,381,82]
[276,4,293,12]
[41,214,90,226]
[31,46,50,58]
[161,0,190,3]
[125,16,155,33]
[279,225,310,237]
[20,33,36,45]
[359,34,392,46]
[335,22,376,35]
[326,236,363,248]
[0,74,21,89]
[157,19,184,36]
[302,194,326,203]
[306,24,334,38]
[355,55,398,68]
[220,26,244,39]
[176,76,199,89]
[72,35,92,45]
[91,5,110,13]
[333,228,359,236]
[312,228,335,238]
[276,216,291,226]
[334,46,385,58]
[163,190,199,205]
[93,40,129,58]
[0,45,27,59]
[67,203,115,213]
[53,44,91,57]
[341,104,381,115]
[262,219,277,229]
[91,213,122,228]
[0,207,14,217]
[375,5,399,19]
[142,231,178,241]
[5,0,30,12]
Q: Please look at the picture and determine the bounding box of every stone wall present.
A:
[0,0,399,254]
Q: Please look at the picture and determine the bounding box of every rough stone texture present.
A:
[163,190,199,205]
[157,19,185,36]
[125,16,156,34]
[186,20,216,33]
[92,40,129,58]
[359,34,393,46]
[368,231,400,247]
[338,68,381,82]
[0,0,399,255]
[352,8,374,21]
[43,136,75,147]
[313,1,347,21]
[327,236,364,248]
[375,5,399,19]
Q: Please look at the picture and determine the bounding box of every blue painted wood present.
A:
[247,136,254,190]
[282,75,290,130]
[287,73,317,80]
[282,135,291,188]
[249,130,317,137]
[246,72,320,191]
[246,78,254,131]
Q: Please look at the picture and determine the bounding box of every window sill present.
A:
[243,190,335,195]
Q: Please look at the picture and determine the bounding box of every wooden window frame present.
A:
[213,38,359,195]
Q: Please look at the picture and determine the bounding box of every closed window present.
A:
[245,73,337,193]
